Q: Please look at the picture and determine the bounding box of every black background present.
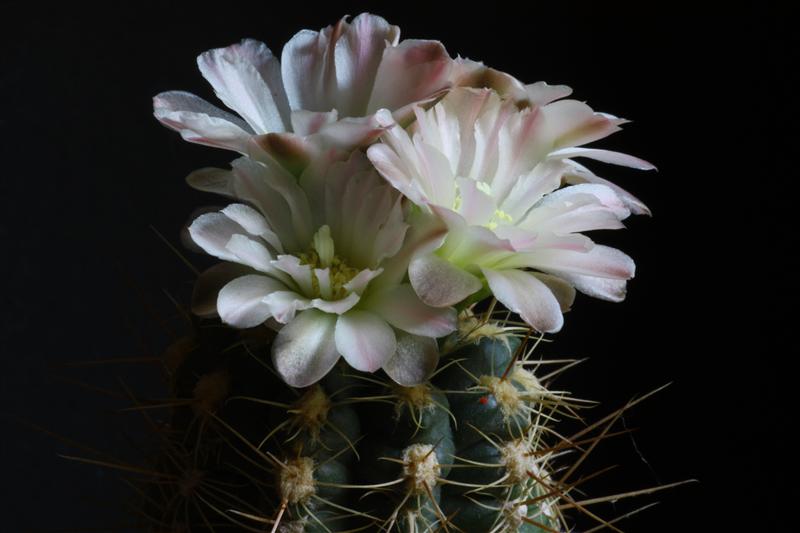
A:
[1,2,793,532]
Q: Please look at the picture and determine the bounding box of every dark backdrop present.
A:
[1,3,792,532]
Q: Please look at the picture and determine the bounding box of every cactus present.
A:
[103,11,674,532]
[142,311,578,532]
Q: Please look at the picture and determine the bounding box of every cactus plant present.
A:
[111,11,667,532]
[146,312,580,532]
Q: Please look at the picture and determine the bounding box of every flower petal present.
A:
[524,81,573,106]
[542,99,626,149]
[229,157,312,251]
[456,177,496,226]
[564,160,652,216]
[549,147,656,171]
[409,253,482,307]
[153,91,253,152]
[217,274,284,328]
[221,203,283,252]
[310,293,361,315]
[225,234,274,272]
[192,263,253,317]
[364,284,457,338]
[335,311,397,372]
[343,268,383,295]
[272,309,340,387]
[547,271,629,302]
[282,15,400,117]
[186,167,234,197]
[482,268,564,333]
[532,273,576,312]
[220,203,270,235]
[188,212,246,263]
[367,39,454,114]
[263,290,312,323]
[271,255,314,296]
[333,13,401,116]
[382,332,440,386]
[506,245,636,279]
[197,39,291,133]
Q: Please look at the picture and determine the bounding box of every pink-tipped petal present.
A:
[197,39,290,133]
[383,332,440,386]
[532,273,577,312]
[543,99,625,149]
[482,268,564,333]
[550,147,656,170]
[409,253,483,307]
[153,91,253,152]
[564,160,652,216]
[272,309,340,387]
[515,245,636,280]
[282,14,399,117]
[364,284,457,338]
[548,271,629,302]
[368,39,454,114]
[335,311,397,372]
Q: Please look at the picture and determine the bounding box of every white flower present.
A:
[367,87,654,333]
[188,152,456,387]
[153,13,467,168]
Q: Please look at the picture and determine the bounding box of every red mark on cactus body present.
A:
[479,396,489,405]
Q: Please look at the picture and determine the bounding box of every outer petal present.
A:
[549,147,656,171]
[334,311,397,372]
[192,263,253,317]
[409,253,483,307]
[188,212,247,263]
[153,91,253,152]
[224,234,274,272]
[383,332,440,386]
[367,39,454,115]
[482,268,564,333]
[272,309,340,387]
[217,275,284,328]
[363,284,457,338]
[197,39,291,133]
[509,245,636,280]
[548,270,629,302]
[532,273,577,312]
[542,99,626,149]
[281,15,400,116]
[564,160,652,216]
[186,167,234,197]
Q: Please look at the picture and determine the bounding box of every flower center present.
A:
[453,180,514,230]
[297,225,360,299]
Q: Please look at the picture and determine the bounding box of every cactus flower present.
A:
[153,13,465,164]
[367,87,654,333]
[187,152,456,387]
